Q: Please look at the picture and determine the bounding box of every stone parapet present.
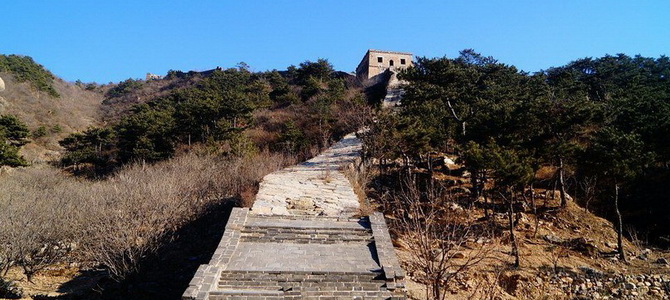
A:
[182,207,249,300]
[370,212,405,288]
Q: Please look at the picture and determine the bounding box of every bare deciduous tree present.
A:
[393,177,489,300]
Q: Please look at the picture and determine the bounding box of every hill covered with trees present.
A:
[364,50,670,248]
[2,51,669,299]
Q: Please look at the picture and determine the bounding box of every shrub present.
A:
[105,78,144,98]
[31,126,47,138]
[0,150,294,282]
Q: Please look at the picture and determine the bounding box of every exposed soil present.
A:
[386,186,670,300]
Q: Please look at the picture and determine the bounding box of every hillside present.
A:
[0,70,103,162]
[364,165,670,299]
[0,56,374,299]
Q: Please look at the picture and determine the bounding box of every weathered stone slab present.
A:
[251,133,362,217]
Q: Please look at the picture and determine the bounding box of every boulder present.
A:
[544,234,564,244]
[0,76,5,92]
[568,237,600,257]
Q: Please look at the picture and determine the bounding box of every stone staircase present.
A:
[212,270,393,299]
[183,133,406,300]
[381,71,404,109]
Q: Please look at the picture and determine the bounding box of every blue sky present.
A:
[1,1,668,83]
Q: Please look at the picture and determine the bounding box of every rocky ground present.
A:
[379,159,670,300]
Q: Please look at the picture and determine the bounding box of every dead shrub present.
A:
[341,160,376,216]
[0,150,293,282]
[390,176,490,300]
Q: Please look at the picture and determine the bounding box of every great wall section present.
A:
[182,134,406,299]
[182,49,409,300]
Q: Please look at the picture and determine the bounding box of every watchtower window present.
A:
[401,59,406,65]
[377,57,383,63]
[389,60,394,66]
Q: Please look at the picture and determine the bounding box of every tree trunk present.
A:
[483,189,489,219]
[470,170,480,207]
[558,157,568,208]
[508,188,520,268]
[615,183,626,262]
[531,183,539,238]
[427,153,435,192]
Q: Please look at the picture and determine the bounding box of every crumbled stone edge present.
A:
[370,212,406,290]
[182,207,249,300]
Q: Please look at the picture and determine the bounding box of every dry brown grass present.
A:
[0,73,103,162]
[341,159,377,216]
[0,150,293,284]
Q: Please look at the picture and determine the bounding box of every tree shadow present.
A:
[51,200,236,300]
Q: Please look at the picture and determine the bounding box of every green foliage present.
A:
[32,126,47,138]
[106,78,144,98]
[579,127,654,181]
[59,127,117,175]
[265,70,291,102]
[61,67,271,173]
[278,120,306,153]
[0,115,29,146]
[291,59,334,85]
[165,69,185,79]
[367,50,670,245]
[0,115,29,167]
[50,124,62,133]
[0,143,27,167]
[0,54,59,97]
[361,112,433,162]
[300,76,323,100]
[116,103,176,163]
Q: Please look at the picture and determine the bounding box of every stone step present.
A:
[212,265,408,299]
[240,226,373,244]
[219,270,384,282]
[242,227,372,234]
[245,215,370,229]
[218,280,386,291]
[208,289,285,299]
[216,271,394,299]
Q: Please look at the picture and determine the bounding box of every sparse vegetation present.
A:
[391,177,489,300]
[0,57,371,298]
[0,55,59,97]
[60,59,366,177]
[0,150,293,286]
[5,50,669,299]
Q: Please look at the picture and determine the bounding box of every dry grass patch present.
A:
[0,150,293,291]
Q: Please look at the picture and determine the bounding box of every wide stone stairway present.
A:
[183,134,406,300]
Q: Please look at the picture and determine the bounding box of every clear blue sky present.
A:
[2,1,668,83]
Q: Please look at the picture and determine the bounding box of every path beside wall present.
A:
[183,134,406,300]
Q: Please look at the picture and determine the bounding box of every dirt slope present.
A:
[0,73,103,162]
